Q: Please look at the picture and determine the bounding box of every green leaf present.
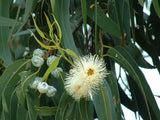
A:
[2,87,14,112]
[152,0,160,18]
[34,106,58,116]
[92,92,103,120]
[50,0,60,24]
[16,104,28,120]
[93,81,117,120]
[127,75,154,119]
[16,71,36,108]
[0,59,28,117]
[65,49,80,61]
[106,46,160,119]
[2,87,16,120]
[0,16,21,26]
[0,59,28,99]
[10,91,18,120]
[26,91,39,120]
[79,99,93,120]
[53,15,62,41]
[0,0,12,66]
[123,1,131,42]
[125,44,154,68]
[16,0,37,32]
[55,91,73,120]
[87,4,121,38]
[100,81,117,120]
[42,57,60,81]
[29,30,55,50]
[32,16,46,39]
[138,0,144,6]
[44,13,54,38]
[106,72,122,120]
[114,0,125,45]
[64,101,79,120]
[51,0,80,56]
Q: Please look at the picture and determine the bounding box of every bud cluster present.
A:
[46,55,63,78]
[31,48,45,67]
[30,77,57,97]
[31,49,63,78]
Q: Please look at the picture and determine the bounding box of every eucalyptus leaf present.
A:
[34,106,58,116]
[55,91,73,120]
[42,57,60,81]
[93,81,117,120]
[106,72,122,120]
[26,91,39,120]
[106,46,160,119]
[125,44,155,69]
[0,0,12,66]
[87,4,121,38]
[16,104,28,120]
[0,16,21,26]
[79,99,93,120]
[51,0,80,56]
[16,70,36,108]
[0,59,28,118]
[152,0,160,18]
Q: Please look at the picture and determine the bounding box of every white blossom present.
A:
[65,55,108,101]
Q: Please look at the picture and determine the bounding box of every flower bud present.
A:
[37,82,48,93]
[51,67,63,78]
[47,55,57,66]
[30,77,42,89]
[33,48,45,57]
[32,56,44,67]
[46,85,57,97]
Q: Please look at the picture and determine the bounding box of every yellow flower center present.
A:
[87,68,94,76]
[74,85,81,91]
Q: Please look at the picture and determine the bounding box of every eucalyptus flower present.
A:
[65,55,108,101]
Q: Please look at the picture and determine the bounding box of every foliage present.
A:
[0,0,160,120]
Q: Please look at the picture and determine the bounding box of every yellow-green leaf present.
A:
[65,49,81,62]
[29,30,56,50]
[42,57,60,81]
[32,15,46,39]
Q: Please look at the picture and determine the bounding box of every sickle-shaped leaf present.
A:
[50,0,80,56]
[0,59,28,117]
[106,46,160,119]
[93,81,117,120]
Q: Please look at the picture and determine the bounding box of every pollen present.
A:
[74,85,81,91]
[87,68,94,76]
